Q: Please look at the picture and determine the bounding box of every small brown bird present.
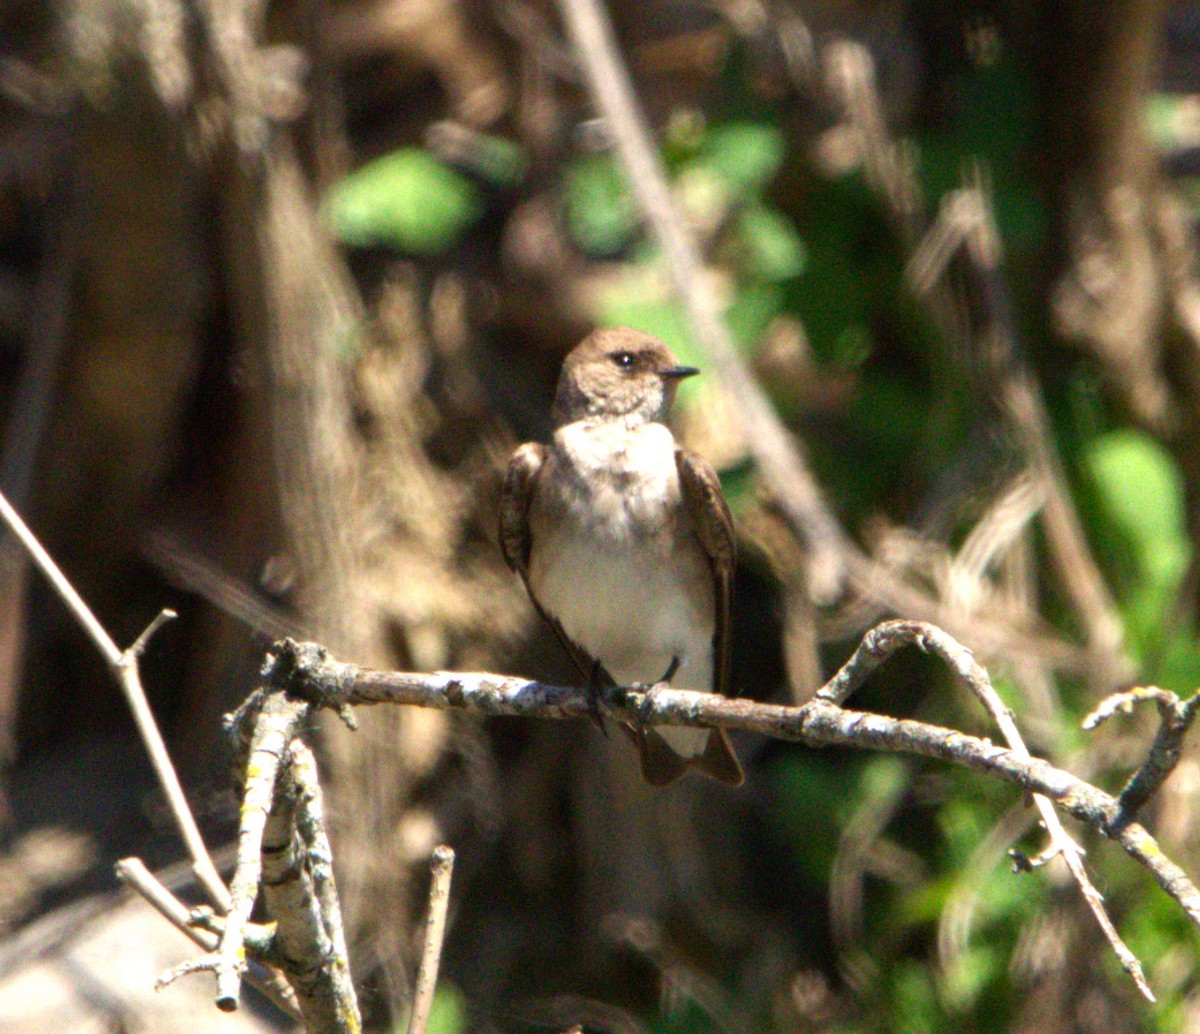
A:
[500,328,743,786]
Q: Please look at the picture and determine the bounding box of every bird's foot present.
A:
[586,660,611,734]
[626,656,680,714]
[627,677,674,726]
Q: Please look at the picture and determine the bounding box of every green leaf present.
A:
[674,164,733,233]
[1084,429,1187,586]
[1084,429,1195,682]
[725,281,784,350]
[457,132,527,189]
[563,153,639,257]
[699,121,785,194]
[736,204,806,281]
[326,148,483,254]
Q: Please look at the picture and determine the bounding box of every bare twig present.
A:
[116,857,217,949]
[408,845,456,1034]
[1085,685,1200,823]
[873,624,1152,1000]
[0,488,231,911]
[263,739,360,1030]
[159,656,361,1028]
[214,688,306,1012]
[554,0,851,601]
[945,473,1044,615]
[114,857,301,1019]
[822,41,925,247]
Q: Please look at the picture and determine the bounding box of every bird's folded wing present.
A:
[500,442,597,681]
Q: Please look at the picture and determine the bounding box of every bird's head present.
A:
[551,328,699,426]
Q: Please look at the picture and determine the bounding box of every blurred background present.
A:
[1,0,1200,1030]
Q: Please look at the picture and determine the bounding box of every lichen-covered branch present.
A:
[259,626,1200,953]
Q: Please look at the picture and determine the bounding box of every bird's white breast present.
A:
[528,419,714,697]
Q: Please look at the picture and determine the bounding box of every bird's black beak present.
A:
[661,365,700,380]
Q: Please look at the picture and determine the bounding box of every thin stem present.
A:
[408,845,456,1034]
[0,488,120,664]
[0,488,231,911]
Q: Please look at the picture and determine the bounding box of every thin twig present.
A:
[171,660,361,1029]
[215,688,307,1011]
[0,488,231,911]
[116,857,218,948]
[853,623,1152,1000]
[114,857,302,1020]
[1085,686,1200,823]
[408,845,456,1034]
[265,739,360,1031]
[554,0,851,601]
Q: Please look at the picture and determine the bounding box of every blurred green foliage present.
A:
[564,152,639,257]
[1084,430,1197,690]
[326,148,484,254]
[582,42,1199,1031]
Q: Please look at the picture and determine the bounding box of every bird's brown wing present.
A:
[675,447,736,696]
[500,442,597,682]
[676,446,743,787]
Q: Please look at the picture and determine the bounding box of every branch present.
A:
[885,623,1150,998]
[258,627,1200,961]
[0,488,231,911]
[261,739,360,1029]
[1085,686,1200,823]
[164,651,360,1029]
[152,622,1192,1016]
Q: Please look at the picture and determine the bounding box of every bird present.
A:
[499,327,743,786]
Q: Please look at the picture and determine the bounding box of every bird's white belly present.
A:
[532,529,713,691]
[529,419,715,694]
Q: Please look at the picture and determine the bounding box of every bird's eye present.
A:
[612,352,635,369]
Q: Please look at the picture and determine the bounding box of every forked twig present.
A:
[819,620,1153,999]
[114,857,301,1019]
[1085,686,1200,823]
[0,488,231,911]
